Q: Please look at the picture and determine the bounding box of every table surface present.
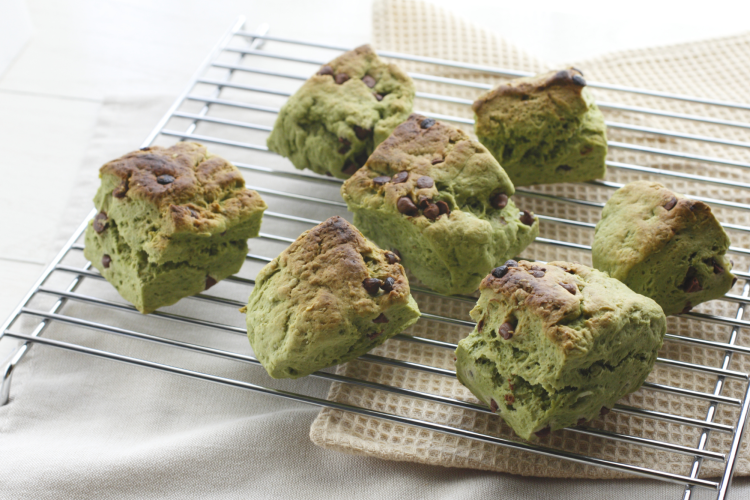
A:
[2,1,750,497]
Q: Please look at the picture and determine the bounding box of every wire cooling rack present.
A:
[3,16,750,499]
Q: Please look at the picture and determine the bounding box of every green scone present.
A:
[592,181,735,316]
[341,114,539,296]
[84,142,267,314]
[266,44,415,179]
[472,68,608,186]
[455,260,666,440]
[244,216,421,379]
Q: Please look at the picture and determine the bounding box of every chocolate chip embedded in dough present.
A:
[367,330,383,340]
[664,197,678,211]
[431,157,444,165]
[681,271,702,293]
[189,208,200,219]
[571,67,584,76]
[372,313,389,324]
[317,65,334,76]
[416,176,434,189]
[491,265,510,279]
[535,427,551,438]
[391,249,402,261]
[417,196,432,209]
[560,283,577,295]
[373,93,383,101]
[381,277,395,292]
[392,171,409,184]
[420,118,436,129]
[572,75,587,86]
[504,394,515,405]
[384,251,400,264]
[363,278,383,295]
[397,196,418,216]
[436,201,450,216]
[353,126,371,140]
[423,203,440,220]
[362,75,376,88]
[577,418,588,426]
[505,260,518,267]
[93,211,108,234]
[490,399,499,413]
[530,270,545,278]
[519,210,535,226]
[334,73,350,84]
[600,407,611,416]
[205,276,217,290]
[490,192,508,209]
[342,161,359,176]
[338,137,351,154]
[157,174,175,185]
[498,321,515,340]
[681,303,694,314]
[101,254,112,268]
[373,176,391,186]
[113,179,129,199]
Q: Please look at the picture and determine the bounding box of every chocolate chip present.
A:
[384,251,400,264]
[505,260,518,267]
[490,399,499,413]
[519,210,535,226]
[664,197,678,211]
[560,283,577,295]
[732,277,738,287]
[423,203,440,220]
[504,394,515,406]
[362,75,376,88]
[477,319,484,332]
[535,427,551,438]
[681,303,694,314]
[342,161,359,176]
[317,65,334,76]
[492,265,510,279]
[335,73,350,84]
[712,258,724,274]
[353,126,371,140]
[325,172,333,177]
[418,196,432,209]
[577,418,588,426]
[373,176,391,186]
[93,211,108,234]
[436,201,450,215]
[557,165,572,172]
[681,273,702,293]
[205,276,217,290]
[530,270,545,278]
[381,277,395,292]
[363,278,382,295]
[101,254,111,268]
[431,157,444,165]
[416,176,434,189]
[392,249,402,261]
[157,174,175,185]
[189,208,200,219]
[372,313,389,324]
[490,193,508,209]
[338,137,351,154]
[572,75,587,86]
[139,147,151,151]
[367,330,383,340]
[420,118,436,129]
[498,321,515,340]
[600,407,611,416]
[373,93,383,101]
[572,67,584,76]
[113,179,129,199]
[397,196,418,215]
[392,171,409,183]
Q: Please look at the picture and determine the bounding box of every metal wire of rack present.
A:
[2,15,750,499]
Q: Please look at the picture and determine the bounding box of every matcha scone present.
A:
[266,44,415,179]
[472,68,608,186]
[592,181,735,315]
[341,114,539,296]
[455,260,666,440]
[244,216,421,379]
[84,142,267,314]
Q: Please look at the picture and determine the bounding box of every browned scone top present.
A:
[472,68,586,114]
[273,216,411,312]
[99,142,266,232]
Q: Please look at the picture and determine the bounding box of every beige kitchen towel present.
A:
[310,0,750,479]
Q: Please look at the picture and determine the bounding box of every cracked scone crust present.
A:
[592,180,735,316]
[266,44,415,179]
[455,260,665,440]
[341,114,539,295]
[472,68,607,186]
[244,216,421,379]
[84,142,267,314]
